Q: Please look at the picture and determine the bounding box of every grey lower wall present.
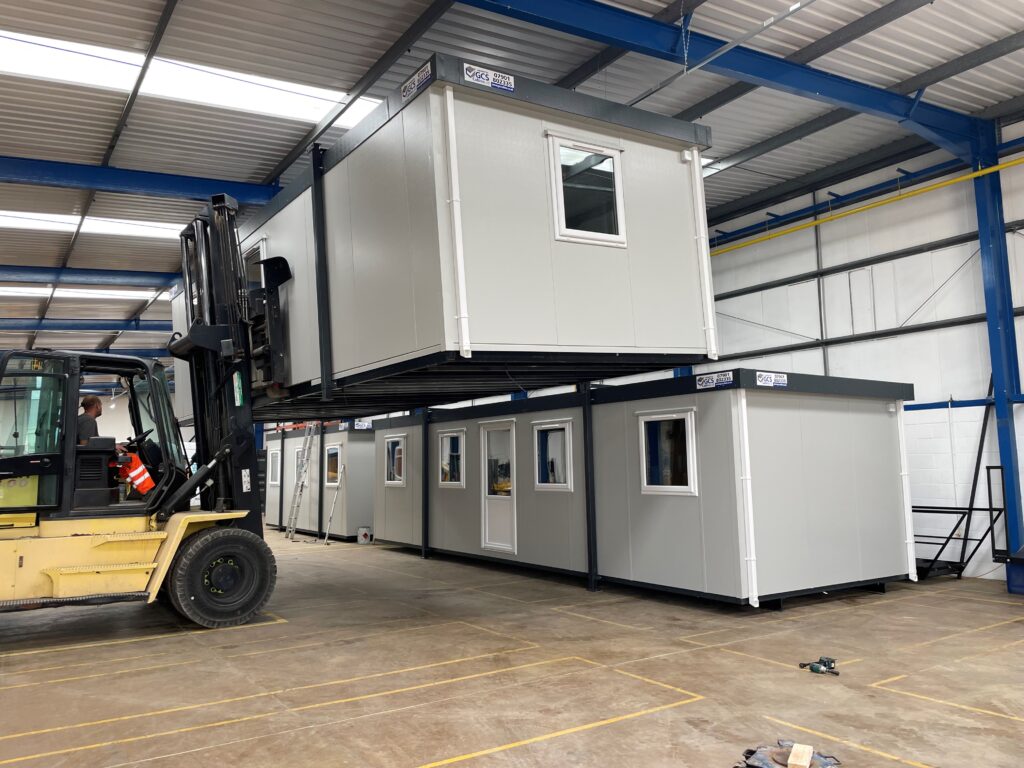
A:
[374,424,423,546]
[427,407,587,572]
[593,391,745,598]
[745,391,910,596]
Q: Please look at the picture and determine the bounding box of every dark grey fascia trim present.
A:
[240,52,708,242]
[429,393,584,424]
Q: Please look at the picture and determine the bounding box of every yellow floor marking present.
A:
[211,615,419,652]
[944,594,1024,608]
[718,648,793,670]
[612,668,702,698]
[551,607,652,630]
[224,620,460,659]
[763,716,934,768]
[900,616,1024,649]
[417,695,703,767]
[0,659,199,692]
[0,652,166,677]
[839,657,863,666]
[0,614,287,659]
[0,641,537,743]
[0,656,582,766]
[870,677,1024,723]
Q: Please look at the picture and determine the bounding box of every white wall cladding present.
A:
[706,134,1024,579]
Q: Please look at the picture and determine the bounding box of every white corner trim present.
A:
[895,400,918,582]
[442,85,472,358]
[686,147,718,360]
[737,389,759,607]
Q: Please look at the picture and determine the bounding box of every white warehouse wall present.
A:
[700,122,1024,580]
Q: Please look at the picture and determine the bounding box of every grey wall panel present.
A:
[345,433,376,536]
[169,292,192,420]
[240,190,317,387]
[374,425,423,546]
[593,393,742,595]
[453,90,710,354]
[426,408,587,572]
[745,392,908,596]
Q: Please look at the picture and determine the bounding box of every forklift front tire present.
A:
[167,527,277,628]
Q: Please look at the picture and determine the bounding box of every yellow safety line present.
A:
[417,696,703,767]
[870,676,1024,723]
[0,652,166,677]
[551,607,653,631]
[0,614,287,659]
[719,648,793,669]
[0,656,583,766]
[710,155,1024,257]
[0,643,537,743]
[612,668,702,698]
[762,716,934,768]
[224,620,462,659]
[0,659,200,692]
[900,616,1024,649]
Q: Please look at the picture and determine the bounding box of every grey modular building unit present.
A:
[371,370,918,607]
[232,54,716,421]
[266,423,375,540]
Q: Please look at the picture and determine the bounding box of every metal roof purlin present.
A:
[459,0,983,162]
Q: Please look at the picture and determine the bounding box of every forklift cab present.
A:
[0,350,190,523]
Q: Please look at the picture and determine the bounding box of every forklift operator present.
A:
[77,395,105,445]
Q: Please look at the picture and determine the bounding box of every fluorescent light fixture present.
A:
[0,286,170,301]
[0,210,181,240]
[0,28,379,126]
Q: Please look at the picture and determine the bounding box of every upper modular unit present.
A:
[237,54,716,420]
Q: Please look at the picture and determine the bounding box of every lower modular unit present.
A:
[266,424,374,540]
[371,369,918,606]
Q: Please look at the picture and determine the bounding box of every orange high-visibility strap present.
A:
[119,453,155,495]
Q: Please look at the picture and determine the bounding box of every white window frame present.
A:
[533,419,573,492]
[438,429,466,489]
[293,447,303,478]
[267,449,281,486]
[384,435,406,487]
[547,133,626,248]
[324,444,341,487]
[638,409,697,496]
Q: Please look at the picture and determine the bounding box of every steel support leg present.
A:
[580,382,599,591]
[973,124,1024,592]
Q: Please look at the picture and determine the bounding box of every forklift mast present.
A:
[169,194,291,536]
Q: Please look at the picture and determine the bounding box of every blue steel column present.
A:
[973,122,1024,591]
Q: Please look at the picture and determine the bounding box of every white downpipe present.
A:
[442,85,472,358]
[685,148,718,359]
[895,400,918,581]
[736,389,759,607]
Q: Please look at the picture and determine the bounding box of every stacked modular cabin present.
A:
[265,423,374,540]
[219,54,716,421]
[371,370,918,607]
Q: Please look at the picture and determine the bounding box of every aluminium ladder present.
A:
[285,423,317,540]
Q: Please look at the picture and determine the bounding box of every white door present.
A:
[481,422,516,553]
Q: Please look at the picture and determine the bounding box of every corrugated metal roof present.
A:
[0,0,165,52]
[47,296,139,320]
[0,296,45,318]
[66,233,181,272]
[158,0,434,92]
[88,192,206,225]
[108,94,313,183]
[0,184,89,215]
[696,90,834,158]
[0,74,125,164]
[34,331,112,348]
[0,332,32,348]
[0,230,71,266]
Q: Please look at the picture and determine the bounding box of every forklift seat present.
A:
[74,436,118,508]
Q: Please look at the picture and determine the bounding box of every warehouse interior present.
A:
[1,1,1024,766]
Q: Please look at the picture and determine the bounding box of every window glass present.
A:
[486,429,511,497]
[559,145,618,236]
[536,426,569,487]
[386,437,404,484]
[643,417,690,489]
[268,450,281,485]
[325,445,340,485]
[0,373,64,507]
[440,432,462,485]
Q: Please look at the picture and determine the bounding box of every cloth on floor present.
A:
[734,739,841,768]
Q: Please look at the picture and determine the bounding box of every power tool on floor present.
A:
[799,656,839,676]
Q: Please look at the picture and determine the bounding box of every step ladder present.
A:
[323,464,344,545]
[285,423,317,540]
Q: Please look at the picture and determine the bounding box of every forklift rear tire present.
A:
[167,527,277,628]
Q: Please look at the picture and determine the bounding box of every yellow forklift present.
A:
[0,195,291,627]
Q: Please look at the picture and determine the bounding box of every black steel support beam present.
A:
[30,0,179,351]
[263,0,454,183]
[421,409,431,559]
[580,382,599,592]
[316,421,326,538]
[675,0,933,122]
[309,144,334,401]
[703,29,1024,178]
[555,0,707,90]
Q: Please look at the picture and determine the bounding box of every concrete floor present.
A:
[1,531,1022,767]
